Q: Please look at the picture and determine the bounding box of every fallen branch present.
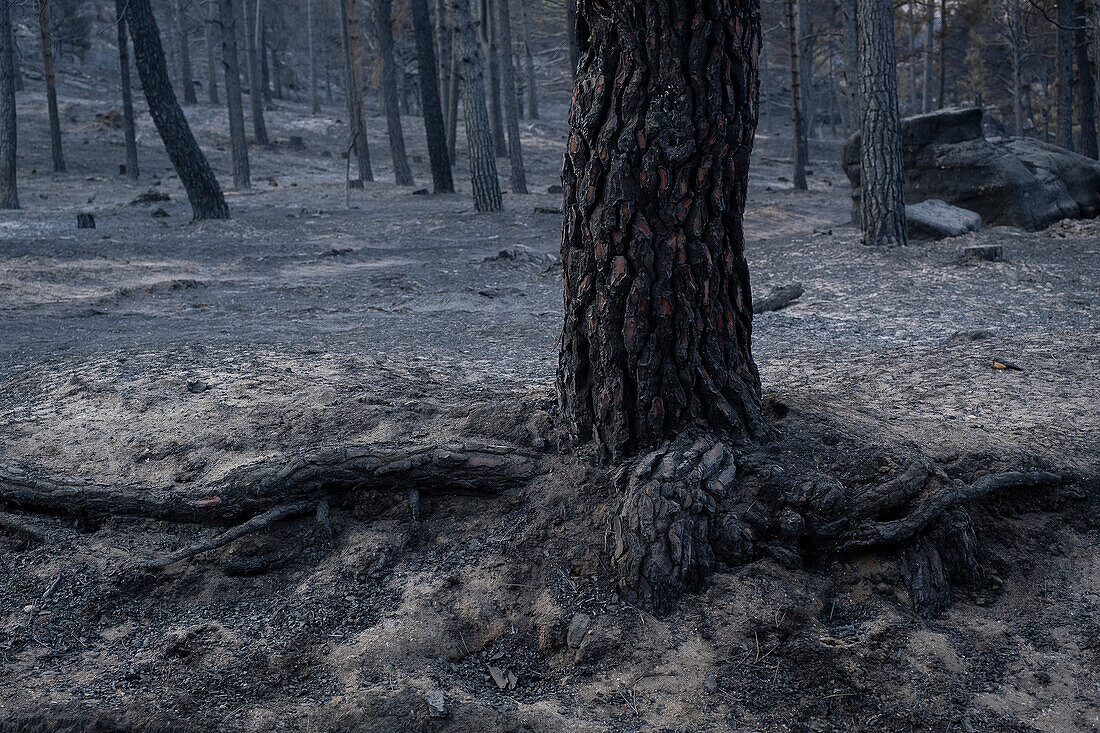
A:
[0,510,46,545]
[753,283,804,314]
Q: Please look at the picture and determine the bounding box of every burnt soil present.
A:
[1,76,1099,733]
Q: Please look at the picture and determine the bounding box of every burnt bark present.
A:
[243,0,268,145]
[434,0,453,127]
[176,0,197,104]
[1057,0,1074,150]
[411,0,455,192]
[375,0,415,186]
[219,0,250,189]
[0,0,17,209]
[115,0,140,182]
[497,0,526,193]
[1074,0,1097,159]
[558,0,763,461]
[565,1,580,79]
[37,0,65,173]
[124,0,229,220]
[340,0,373,183]
[200,0,219,105]
[855,0,906,246]
[451,0,502,211]
[518,0,538,119]
[481,0,508,157]
[308,0,319,113]
[786,0,807,189]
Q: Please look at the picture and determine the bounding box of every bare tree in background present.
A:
[375,0,414,186]
[481,0,507,157]
[1074,0,1097,158]
[922,0,934,113]
[451,0,502,211]
[857,0,907,246]
[518,0,537,120]
[0,0,18,209]
[786,0,808,189]
[36,0,66,173]
[115,0,140,182]
[176,0,197,104]
[199,0,219,105]
[497,0,526,193]
[411,0,454,192]
[308,0,319,113]
[340,0,372,184]
[219,0,250,189]
[1056,0,1074,150]
[243,0,268,145]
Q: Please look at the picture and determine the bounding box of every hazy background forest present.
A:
[0,0,1098,731]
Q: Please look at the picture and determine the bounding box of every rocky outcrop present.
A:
[906,199,982,240]
[843,107,1100,232]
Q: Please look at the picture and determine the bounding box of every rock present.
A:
[488,665,508,689]
[186,380,211,394]
[426,689,447,718]
[843,107,1100,231]
[411,188,430,195]
[963,245,1003,262]
[151,208,170,218]
[704,671,719,694]
[547,184,563,194]
[76,213,96,229]
[534,205,562,215]
[566,614,591,649]
[905,199,981,239]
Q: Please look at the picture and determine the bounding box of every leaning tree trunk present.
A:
[115,0,140,182]
[308,0,319,113]
[124,0,229,219]
[856,0,906,246]
[1056,0,1074,151]
[340,0,373,183]
[200,0,219,105]
[451,0,502,211]
[176,0,197,104]
[219,0,250,189]
[376,0,415,186]
[243,0,268,145]
[1074,0,1097,159]
[36,0,65,173]
[411,0,454,192]
[786,0,807,189]
[497,0,526,193]
[559,0,763,462]
[0,0,17,209]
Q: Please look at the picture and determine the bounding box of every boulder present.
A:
[843,107,1100,231]
[906,199,982,240]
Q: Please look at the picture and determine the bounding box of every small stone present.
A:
[151,207,170,218]
[963,244,1003,262]
[704,671,719,693]
[567,614,591,649]
[186,380,211,394]
[426,689,447,718]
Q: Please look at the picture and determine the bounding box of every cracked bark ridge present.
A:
[558,0,764,461]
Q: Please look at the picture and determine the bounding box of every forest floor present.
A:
[1,73,1099,732]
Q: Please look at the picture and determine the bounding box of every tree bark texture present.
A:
[451,0,502,211]
[200,0,219,105]
[115,0,140,183]
[176,0,197,104]
[481,0,508,157]
[434,0,453,127]
[340,0,373,183]
[220,0,250,189]
[519,0,539,119]
[497,0,527,193]
[1057,0,1074,150]
[376,0,415,186]
[855,0,907,246]
[124,0,229,220]
[446,34,461,161]
[1074,0,1097,159]
[0,0,17,209]
[565,1,580,79]
[411,0,455,192]
[243,0,268,144]
[786,0,807,189]
[36,0,65,173]
[558,0,764,461]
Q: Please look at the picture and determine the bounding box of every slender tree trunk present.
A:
[787,0,808,189]
[340,0,372,182]
[497,0,526,192]
[799,0,814,138]
[451,0,502,211]
[376,0,415,185]
[762,31,773,132]
[856,0,907,246]
[176,0,197,104]
[36,0,65,173]
[219,0,250,189]
[922,0,933,112]
[1010,0,1022,136]
[308,0,319,113]
[938,0,946,108]
[259,15,272,104]
[518,0,538,119]
[411,0,454,192]
[116,0,140,182]
[564,1,579,80]
[0,0,18,209]
[200,0,219,104]
[1074,0,1097,158]
[123,0,229,219]
[559,0,762,460]
[446,40,461,161]
[434,0,452,121]
[1057,0,1074,150]
[243,0,268,144]
[481,0,508,157]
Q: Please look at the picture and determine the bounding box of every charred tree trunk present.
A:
[786,0,807,189]
[856,0,906,246]
[1057,0,1074,150]
[558,0,763,462]
[565,1,580,80]
[922,0,933,113]
[376,0,415,186]
[938,0,946,108]
[0,0,17,209]
[116,0,140,182]
[176,0,197,104]
[340,0,373,183]
[434,0,453,125]
[481,0,508,157]
[219,0,250,189]
[446,38,461,162]
[243,0,268,144]
[497,0,526,193]
[36,0,65,173]
[518,0,538,119]
[451,0,502,211]
[124,0,229,219]
[308,0,319,113]
[200,0,220,105]
[259,15,272,105]
[411,0,454,192]
[1074,0,1097,159]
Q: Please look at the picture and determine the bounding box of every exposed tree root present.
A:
[0,441,542,525]
[611,432,1067,615]
[0,510,46,546]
